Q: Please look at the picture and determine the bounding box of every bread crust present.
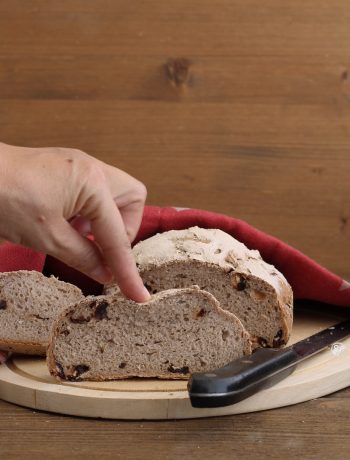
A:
[105,227,294,347]
[0,339,46,355]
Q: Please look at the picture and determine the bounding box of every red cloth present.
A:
[1,205,350,307]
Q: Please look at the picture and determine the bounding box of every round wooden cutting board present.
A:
[0,308,349,420]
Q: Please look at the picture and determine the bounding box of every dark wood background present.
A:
[0,1,349,459]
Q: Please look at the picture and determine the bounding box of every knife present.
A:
[188,318,350,408]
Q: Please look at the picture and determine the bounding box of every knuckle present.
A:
[85,162,107,188]
[121,237,132,251]
[71,148,88,160]
[71,148,84,156]
[47,146,65,155]
[103,237,131,255]
[132,180,147,202]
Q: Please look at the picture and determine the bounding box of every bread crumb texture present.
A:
[48,288,252,381]
[0,270,83,353]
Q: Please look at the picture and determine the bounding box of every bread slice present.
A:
[0,270,84,355]
[47,286,252,381]
[104,227,293,348]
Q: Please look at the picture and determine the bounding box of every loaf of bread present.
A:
[104,227,293,348]
[47,286,252,381]
[0,270,84,355]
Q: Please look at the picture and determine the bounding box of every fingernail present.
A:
[90,265,113,284]
[141,285,152,302]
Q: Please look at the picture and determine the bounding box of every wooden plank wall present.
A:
[0,0,349,278]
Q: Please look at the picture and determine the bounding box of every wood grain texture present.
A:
[0,389,349,460]
[0,1,349,457]
[1,1,349,278]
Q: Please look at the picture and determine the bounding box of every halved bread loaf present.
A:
[104,227,293,348]
[0,270,84,355]
[47,286,252,381]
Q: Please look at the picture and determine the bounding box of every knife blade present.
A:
[188,318,350,408]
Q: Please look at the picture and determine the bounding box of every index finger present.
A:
[85,190,150,303]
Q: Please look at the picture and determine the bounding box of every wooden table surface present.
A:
[0,1,349,458]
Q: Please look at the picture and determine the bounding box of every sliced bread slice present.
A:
[47,286,252,381]
[104,227,293,348]
[0,270,84,355]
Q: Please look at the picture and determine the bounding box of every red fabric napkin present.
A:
[1,205,350,307]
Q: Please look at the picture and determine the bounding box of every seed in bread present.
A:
[47,286,252,381]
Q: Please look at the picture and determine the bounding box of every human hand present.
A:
[0,143,150,303]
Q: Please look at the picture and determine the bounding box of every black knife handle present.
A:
[188,347,299,408]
